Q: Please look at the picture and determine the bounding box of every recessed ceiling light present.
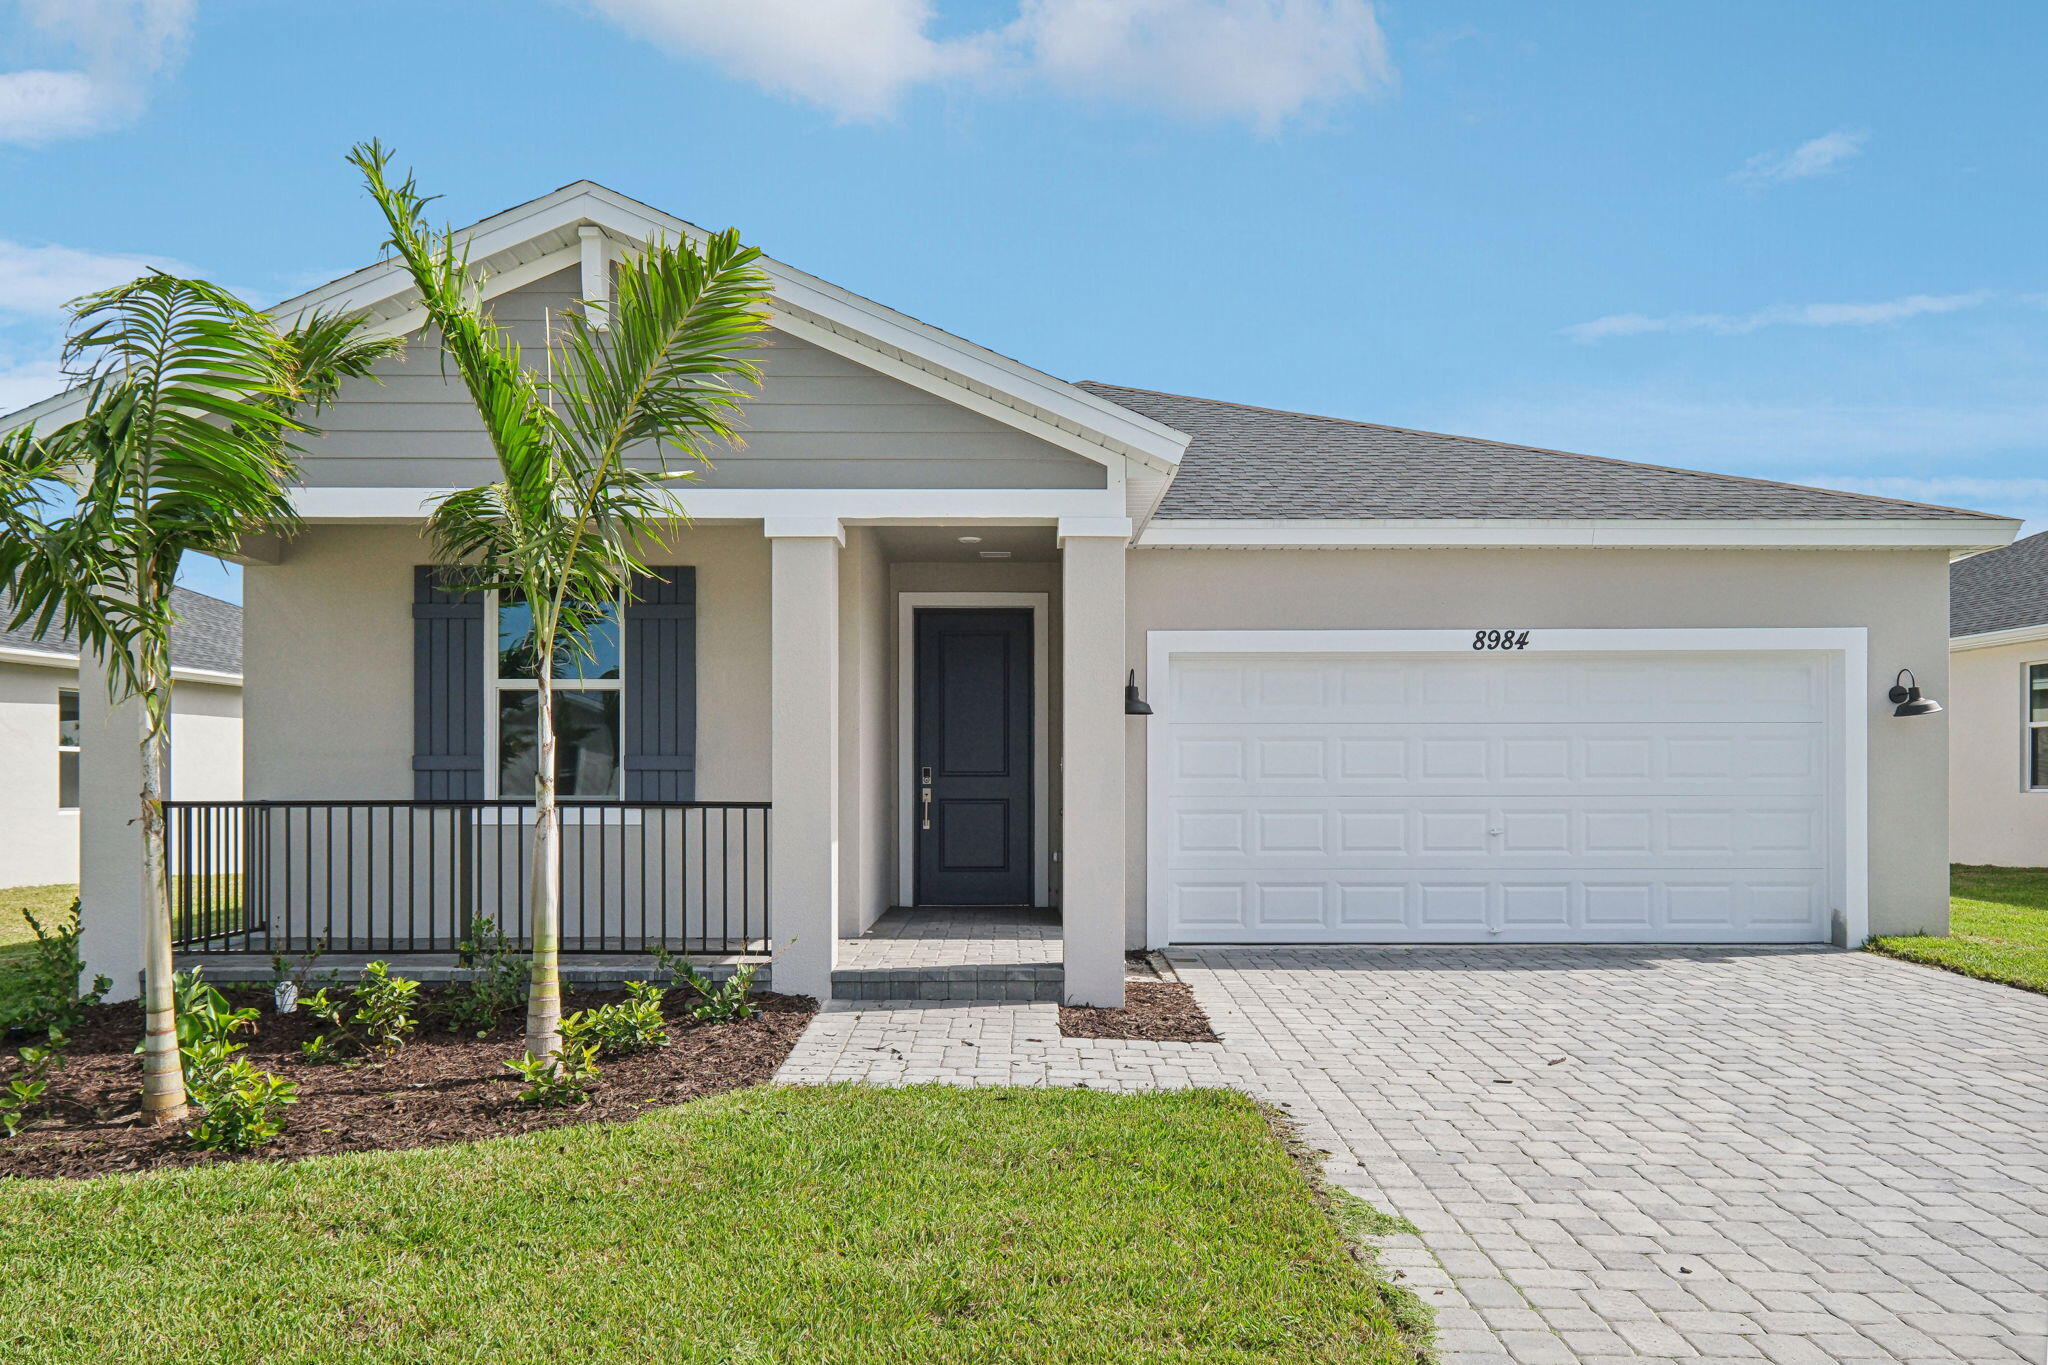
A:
[957,535,983,544]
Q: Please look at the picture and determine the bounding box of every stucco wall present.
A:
[1949,637,2048,867]
[243,523,771,802]
[1123,547,1955,944]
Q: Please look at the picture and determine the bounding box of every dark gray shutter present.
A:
[624,567,696,801]
[412,567,486,799]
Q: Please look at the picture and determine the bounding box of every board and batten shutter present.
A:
[412,567,486,799]
[623,567,697,801]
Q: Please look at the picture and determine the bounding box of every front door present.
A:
[914,608,1034,906]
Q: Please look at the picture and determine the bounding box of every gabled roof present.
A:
[1,181,1189,483]
[1952,529,2048,638]
[1082,382,2011,524]
[0,587,242,677]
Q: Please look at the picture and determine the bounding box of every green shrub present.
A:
[444,917,529,1036]
[651,947,760,1023]
[505,1045,601,1107]
[302,961,420,1060]
[561,981,669,1059]
[169,969,259,1091]
[0,902,110,1042]
[189,1059,299,1152]
[0,1044,62,1138]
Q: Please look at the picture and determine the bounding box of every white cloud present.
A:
[0,239,187,317]
[1012,0,1392,132]
[0,0,193,145]
[1733,127,1867,187]
[0,357,66,414]
[580,0,1391,128]
[1564,292,1992,342]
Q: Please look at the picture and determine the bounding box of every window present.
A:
[487,593,622,799]
[2030,665,2048,789]
[57,689,80,809]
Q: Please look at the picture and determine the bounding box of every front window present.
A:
[2029,664,2048,789]
[57,688,79,809]
[488,594,622,799]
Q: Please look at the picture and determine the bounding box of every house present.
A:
[1948,529,2048,866]
[0,588,243,889]
[3,182,2017,1005]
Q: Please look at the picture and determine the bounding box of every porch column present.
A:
[1059,519,1132,1007]
[766,519,843,1001]
[76,652,147,1003]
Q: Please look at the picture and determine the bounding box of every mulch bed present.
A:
[1059,980,1219,1043]
[0,986,816,1180]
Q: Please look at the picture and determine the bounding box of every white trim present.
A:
[578,225,611,330]
[1056,516,1134,544]
[761,516,846,544]
[1136,517,2021,553]
[0,645,241,685]
[2022,660,2048,794]
[1951,622,2048,652]
[896,592,1052,909]
[290,485,1129,524]
[1143,626,1871,949]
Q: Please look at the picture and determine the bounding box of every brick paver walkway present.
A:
[778,945,2048,1362]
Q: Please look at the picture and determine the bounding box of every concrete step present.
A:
[830,963,1064,1003]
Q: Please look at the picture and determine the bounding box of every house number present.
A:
[1471,629,1531,651]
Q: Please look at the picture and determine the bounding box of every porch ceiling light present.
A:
[1887,668,1942,717]
[957,535,983,544]
[1125,669,1153,717]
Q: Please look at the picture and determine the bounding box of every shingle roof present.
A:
[1951,530,2048,637]
[1079,382,2006,523]
[0,587,243,675]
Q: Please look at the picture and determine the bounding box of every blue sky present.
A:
[3,1,2044,605]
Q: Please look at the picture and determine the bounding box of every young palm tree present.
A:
[350,142,770,1061]
[0,277,399,1122]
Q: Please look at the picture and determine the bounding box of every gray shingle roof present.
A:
[1951,529,2048,637]
[0,587,242,675]
[1080,382,2006,523]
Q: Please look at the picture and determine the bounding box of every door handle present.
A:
[920,767,934,831]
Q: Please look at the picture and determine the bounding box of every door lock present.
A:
[920,766,934,831]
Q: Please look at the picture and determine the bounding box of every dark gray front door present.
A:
[914,608,1033,906]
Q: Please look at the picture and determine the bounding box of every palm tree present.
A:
[0,277,398,1122]
[350,142,771,1061]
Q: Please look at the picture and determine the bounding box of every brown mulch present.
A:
[1059,980,1219,1043]
[0,985,816,1180]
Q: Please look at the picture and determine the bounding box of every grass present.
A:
[0,1086,1426,1365]
[0,884,77,1021]
[1867,865,2048,994]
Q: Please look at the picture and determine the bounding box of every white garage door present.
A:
[1160,651,1835,944]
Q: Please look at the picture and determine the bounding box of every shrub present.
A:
[189,1059,299,1152]
[652,947,760,1024]
[170,969,259,1091]
[505,1045,601,1107]
[302,961,421,1061]
[0,1045,62,1138]
[561,981,669,1059]
[0,901,110,1042]
[444,917,529,1036]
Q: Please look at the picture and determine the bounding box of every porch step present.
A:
[830,963,1064,1003]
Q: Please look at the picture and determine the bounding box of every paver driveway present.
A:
[780,945,2048,1362]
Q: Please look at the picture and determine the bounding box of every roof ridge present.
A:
[1081,380,2009,522]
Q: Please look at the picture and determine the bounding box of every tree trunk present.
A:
[137,667,186,1124]
[525,668,563,1058]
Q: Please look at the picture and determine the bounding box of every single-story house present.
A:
[1949,529,2048,866]
[0,588,243,890]
[5,181,2017,1004]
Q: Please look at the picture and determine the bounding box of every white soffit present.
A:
[1135,517,2023,553]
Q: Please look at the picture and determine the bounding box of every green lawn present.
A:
[1868,865,2048,994]
[0,884,77,1020]
[0,1085,1425,1365]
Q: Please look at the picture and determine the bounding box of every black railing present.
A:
[165,800,770,956]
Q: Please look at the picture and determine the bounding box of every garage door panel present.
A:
[1162,650,1835,945]
[1169,723,1824,794]
[1166,871,1830,943]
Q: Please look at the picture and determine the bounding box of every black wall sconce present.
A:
[1888,669,1942,717]
[1125,670,1153,716]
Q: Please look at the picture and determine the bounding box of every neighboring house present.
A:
[1949,529,2048,866]
[2,182,2017,1004]
[0,588,244,889]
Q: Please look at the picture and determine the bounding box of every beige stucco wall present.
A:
[243,522,771,802]
[0,660,241,890]
[1948,637,2048,866]
[1123,547,1955,945]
